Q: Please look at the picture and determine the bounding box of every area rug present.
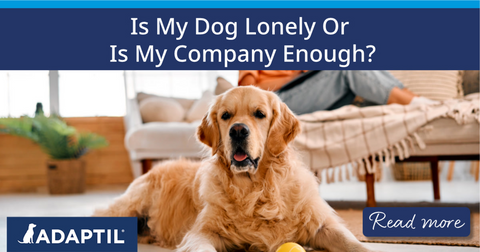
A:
[336,209,480,247]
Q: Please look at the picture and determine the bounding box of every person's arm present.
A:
[238,70,301,91]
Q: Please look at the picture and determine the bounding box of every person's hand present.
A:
[239,74,256,86]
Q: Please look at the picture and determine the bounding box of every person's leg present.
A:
[344,71,440,105]
[326,91,357,111]
[277,70,434,115]
[276,71,351,115]
[342,71,407,105]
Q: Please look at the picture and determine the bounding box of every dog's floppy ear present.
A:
[267,99,301,156]
[196,104,220,155]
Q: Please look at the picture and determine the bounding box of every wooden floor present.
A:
[0,117,134,193]
[1,187,477,252]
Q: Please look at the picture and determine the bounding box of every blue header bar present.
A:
[0,1,479,8]
[1,8,478,70]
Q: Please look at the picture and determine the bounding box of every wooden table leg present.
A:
[471,161,479,182]
[446,161,455,181]
[430,159,440,200]
[476,161,480,182]
[141,159,153,174]
[366,173,376,207]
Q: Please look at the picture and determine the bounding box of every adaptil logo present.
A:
[7,217,137,252]
[17,222,125,245]
[18,223,36,244]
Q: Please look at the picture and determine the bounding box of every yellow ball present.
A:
[275,242,306,252]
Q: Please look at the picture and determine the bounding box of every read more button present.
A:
[363,207,470,237]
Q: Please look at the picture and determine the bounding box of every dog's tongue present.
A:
[234,153,247,162]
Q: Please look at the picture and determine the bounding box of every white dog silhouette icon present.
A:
[18,223,36,244]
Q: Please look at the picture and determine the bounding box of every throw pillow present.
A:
[136,92,153,103]
[173,97,196,112]
[185,90,214,122]
[137,92,195,111]
[389,70,464,100]
[215,76,234,95]
[462,70,479,95]
[139,97,185,123]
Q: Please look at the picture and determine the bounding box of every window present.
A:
[126,70,238,99]
[1,70,239,118]
[0,71,50,117]
[58,71,126,117]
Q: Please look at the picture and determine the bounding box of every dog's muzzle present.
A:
[229,123,259,174]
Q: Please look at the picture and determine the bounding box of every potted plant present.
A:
[0,103,108,194]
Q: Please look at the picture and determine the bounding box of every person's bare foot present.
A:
[403,88,418,97]
[387,87,440,105]
[387,87,415,105]
[409,96,440,105]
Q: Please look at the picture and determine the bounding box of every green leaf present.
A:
[0,113,109,160]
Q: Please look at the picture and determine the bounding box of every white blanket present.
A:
[294,93,480,183]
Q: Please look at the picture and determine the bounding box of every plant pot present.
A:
[46,159,86,194]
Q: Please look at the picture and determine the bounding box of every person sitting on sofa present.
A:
[238,70,437,115]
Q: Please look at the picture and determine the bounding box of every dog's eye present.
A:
[221,112,231,120]
[254,110,266,119]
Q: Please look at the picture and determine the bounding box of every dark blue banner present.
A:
[363,207,471,237]
[0,8,478,70]
[7,217,137,252]
[0,1,479,9]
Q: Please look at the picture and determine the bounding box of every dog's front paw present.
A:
[357,244,380,252]
[197,244,217,252]
[177,243,216,252]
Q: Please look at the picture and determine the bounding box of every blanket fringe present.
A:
[401,139,410,158]
[394,143,404,160]
[365,157,374,173]
[312,132,433,183]
[389,147,396,164]
[447,102,480,124]
[337,166,342,182]
[345,165,351,181]
[376,151,383,166]
[383,149,390,166]
[352,162,358,178]
[327,168,335,184]
[358,159,366,177]
[413,132,426,149]
[406,136,415,153]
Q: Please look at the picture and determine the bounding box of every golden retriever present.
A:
[94,86,371,252]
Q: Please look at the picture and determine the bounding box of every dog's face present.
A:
[197,86,300,175]
[28,223,36,228]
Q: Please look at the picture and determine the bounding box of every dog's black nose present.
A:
[229,123,249,140]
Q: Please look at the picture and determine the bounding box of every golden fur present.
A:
[94,86,371,252]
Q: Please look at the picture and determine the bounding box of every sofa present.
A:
[369,71,479,206]
[124,71,479,206]
[124,77,233,178]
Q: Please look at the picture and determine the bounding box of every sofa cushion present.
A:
[139,97,185,123]
[215,76,234,95]
[417,117,479,145]
[410,116,479,157]
[137,92,196,112]
[462,70,479,95]
[125,121,203,153]
[185,90,214,122]
[389,71,463,100]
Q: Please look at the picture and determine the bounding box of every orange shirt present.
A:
[238,70,308,91]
